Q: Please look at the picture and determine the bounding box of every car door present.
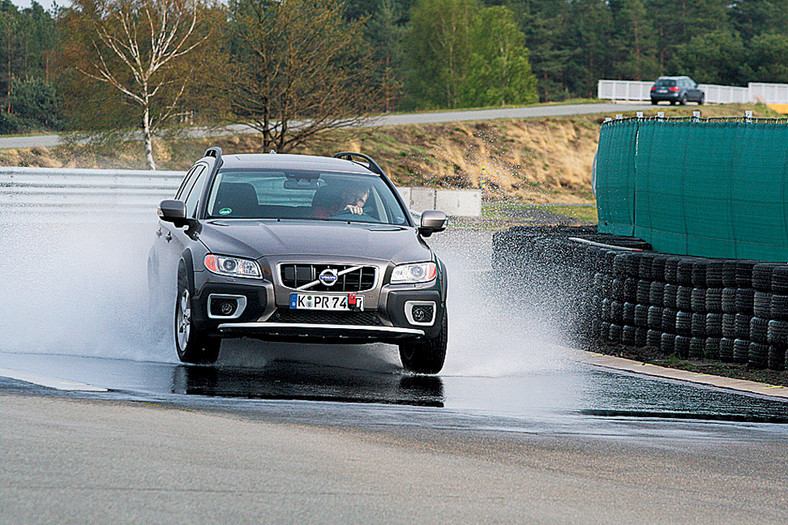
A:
[686,79,702,102]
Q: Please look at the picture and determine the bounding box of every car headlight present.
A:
[204,254,262,279]
[391,262,437,284]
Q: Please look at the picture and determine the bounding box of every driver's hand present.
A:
[344,204,364,214]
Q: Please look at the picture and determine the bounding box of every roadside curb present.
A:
[581,351,788,400]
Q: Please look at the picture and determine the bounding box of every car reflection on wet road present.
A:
[2,347,787,434]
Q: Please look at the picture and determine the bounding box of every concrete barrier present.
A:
[436,189,482,217]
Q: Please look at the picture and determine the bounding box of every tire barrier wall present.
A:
[595,118,788,261]
[493,226,788,371]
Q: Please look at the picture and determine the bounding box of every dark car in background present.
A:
[148,148,449,374]
[650,76,705,105]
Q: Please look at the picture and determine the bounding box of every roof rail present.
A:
[204,147,222,159]
[333,152,385,176]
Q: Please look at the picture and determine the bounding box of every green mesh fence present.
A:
[596,119,788,261]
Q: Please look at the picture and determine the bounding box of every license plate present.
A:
[289,293,364,311]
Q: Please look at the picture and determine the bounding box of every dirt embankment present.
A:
[0,104,779,204]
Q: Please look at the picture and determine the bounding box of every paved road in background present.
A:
[0,103,650,150]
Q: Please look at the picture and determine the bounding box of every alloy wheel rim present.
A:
[177,288,191,350]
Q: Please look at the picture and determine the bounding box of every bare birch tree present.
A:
[228,0,382,152]
[71,0,209,169]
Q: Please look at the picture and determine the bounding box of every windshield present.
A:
[205,169,409,225]
[655,79,677,87]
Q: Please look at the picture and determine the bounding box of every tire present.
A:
[651,99,658,105]
[690,288,707,313]
[750,317,769,344]
[675,335,690,357]
[676,286,693,311]
[734,313,752,339]
[698,94,705,105]
[661,308,678,333]
[719,338,734,362]
[748,342,768,369]
[772,266,788,294]
[736,288,755,313]
[706,261,725,288]
[660,333,676,354]
[722,313,737,338]
[768,320,788,346]
[647,306,663,329]
[768,346,785,371]
[175,269,220,365]
[676,311,692,335]
[679,95,687,105]
[399,312,447,374]
[622,325,637,346]
[704,337,721,359]
[663,284,678,309]
[705,313,723,337]
[753,291,772,318]
[689,337,705,358]
[771,294,788,319]
[705,288,723,313]
[733,339,749,364]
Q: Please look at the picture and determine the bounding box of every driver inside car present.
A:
[311,182,369,219]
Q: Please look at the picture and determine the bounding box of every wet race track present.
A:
[2,222,788,521]
[2,224,788,431]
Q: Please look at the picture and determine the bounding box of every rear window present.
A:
[655,79,677,87]
[205,168,409,226]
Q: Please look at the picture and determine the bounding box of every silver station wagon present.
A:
[148,148,449,374]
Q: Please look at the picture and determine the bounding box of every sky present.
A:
[10,0,63,12]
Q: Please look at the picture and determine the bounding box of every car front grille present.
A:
[268,308,382,326]
[280,264,377,292]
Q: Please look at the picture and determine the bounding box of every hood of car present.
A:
[198,219,433,264]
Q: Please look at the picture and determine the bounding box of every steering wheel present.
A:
[330,209,378,223]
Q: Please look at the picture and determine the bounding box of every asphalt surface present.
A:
[0,103,651,150]
[1,226,787,522]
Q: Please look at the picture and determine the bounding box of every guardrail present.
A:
[598,80,786,104]
[0,166,481,223]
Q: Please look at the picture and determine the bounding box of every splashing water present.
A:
[0,218,572,376]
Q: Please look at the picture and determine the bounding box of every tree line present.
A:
[0,0,785,165]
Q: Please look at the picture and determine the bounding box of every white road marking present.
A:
[0,367,107,392]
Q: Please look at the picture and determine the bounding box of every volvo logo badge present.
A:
[319,269,339,286]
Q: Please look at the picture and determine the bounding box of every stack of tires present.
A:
[493,226,788,371]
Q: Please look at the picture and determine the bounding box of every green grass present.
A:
[481,202,598,223]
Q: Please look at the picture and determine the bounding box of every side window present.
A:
[184,165,207,217]
[175,165,199,200]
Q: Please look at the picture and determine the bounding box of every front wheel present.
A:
[698,94,705,105]
[398,312,447,374]
[175,270,220,364]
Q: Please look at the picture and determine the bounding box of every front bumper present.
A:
[191,267,445,343]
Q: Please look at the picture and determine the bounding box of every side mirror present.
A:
[157,200,188,227]
[418,210,447,237]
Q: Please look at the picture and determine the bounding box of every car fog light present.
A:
[405,301,436,326]
[412,305,433,323]
[220,301,235,316]
[210,298,237,317]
